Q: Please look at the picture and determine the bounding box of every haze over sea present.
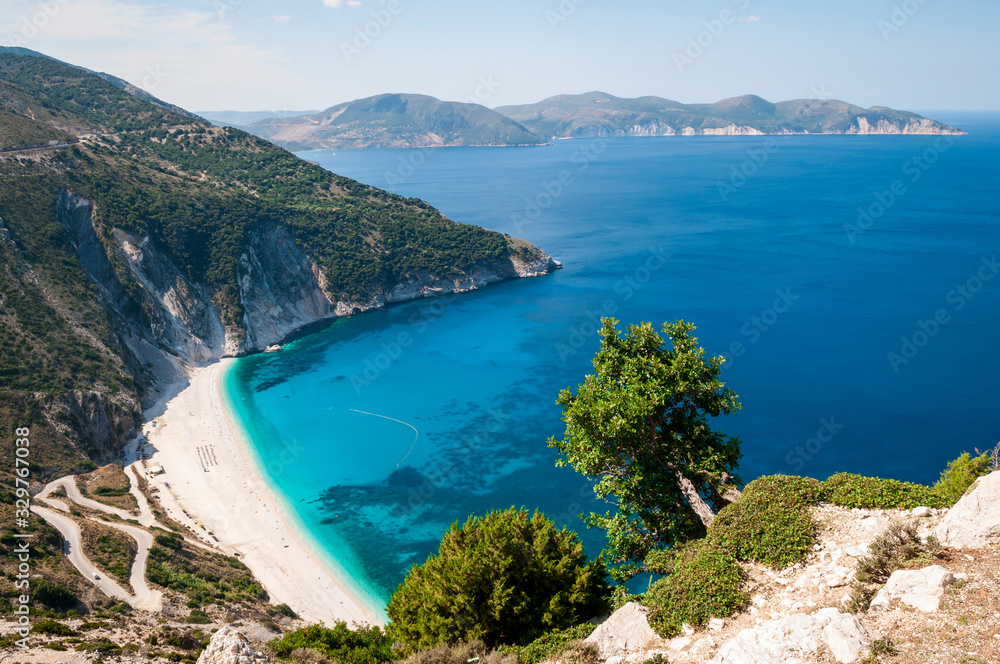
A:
[222,112,1000,616]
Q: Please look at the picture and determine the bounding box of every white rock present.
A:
[911,506,932,517]
[196,626,268,664]
[935,471,1000,548]
[584,602,659,659]
[690,636,715,654]
[669,636,692,651]
[830,549,844,562]
[860,516,886,530]
[780,598,793,608]
[682,623,696,636]
[711,608,869,664]
[606,657,623,664]
[752,594,767,608]
[710,618,726,632]
[869,565,957,613]
[844,544,870,558]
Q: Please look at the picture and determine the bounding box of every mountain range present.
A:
[217,91,963,151]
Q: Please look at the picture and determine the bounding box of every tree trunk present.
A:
[676,472,716,528]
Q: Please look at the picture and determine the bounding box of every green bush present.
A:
[642,540,748,638]
[706,475,818,568]
[498,624,595,664]
[823,473,939,510]
[931,452,992,506]
[269,623,393,664]
[387,508,610,650]
[846,523,935,613]
[32,579,78,610]
[32,619,77,636]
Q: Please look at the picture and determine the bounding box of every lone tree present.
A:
[548,319,743,581]
[386,507,609,650]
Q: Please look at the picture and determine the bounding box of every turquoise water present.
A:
[224,112,1000,615]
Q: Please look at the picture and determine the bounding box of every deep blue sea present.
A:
[223,112,1000,617]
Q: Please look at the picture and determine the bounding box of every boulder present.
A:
[584,602,660,659]
[196,625,269,664]
[711,608,870,664]
[934,471,1000,549]
[869,565,956,613]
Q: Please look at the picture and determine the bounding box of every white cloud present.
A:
[0,0,288,109]
[741,15,761,23]
[272,15,291,22]
[322,0,361,8]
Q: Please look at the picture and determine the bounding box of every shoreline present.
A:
[139,358,381,626]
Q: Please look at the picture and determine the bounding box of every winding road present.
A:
[32,472,164,612]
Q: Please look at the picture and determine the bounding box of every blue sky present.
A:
[2,0,997,112]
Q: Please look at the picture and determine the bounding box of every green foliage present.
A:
[32,618,77,636]
[155,532,184,551]
[707,475,820,568]
[931,452,992,506]
[269,623,393,664]
[548,319,743,580]
[497,624,595,664]
[642,540,748,638]
[387,508,610,650]
[146,544,265,606]
[32,579,78,610]
[824,473,940,510]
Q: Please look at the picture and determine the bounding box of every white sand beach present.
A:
[137,359,380,626]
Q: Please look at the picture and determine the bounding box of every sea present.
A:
[221,112,1000,618]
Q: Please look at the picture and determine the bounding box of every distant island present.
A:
[210,91,964,150]
[234,93,548,150]
[496,92,965,139]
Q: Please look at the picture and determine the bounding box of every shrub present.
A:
[32,579,78,610]
[823,473,939,510]
[642,540,748,638]
[932,452,992,506]
[706,475,819,568]
[32,619,77,636]
[846,523,934,613]
[387,508,610,650]
[269,623,393,664]
[498,624,595,664]
[402,640,517,664]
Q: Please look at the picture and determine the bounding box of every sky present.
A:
[2,0,998,112]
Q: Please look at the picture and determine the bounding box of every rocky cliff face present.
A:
[56,190,556,372]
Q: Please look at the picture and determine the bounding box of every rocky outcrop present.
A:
[584,603,659,659]
[869,565,961,613]
[711,608,870,664]
[196,625,269,664]
[934,471,1000,548]
[58,390,139,461]
[847,117,966,135]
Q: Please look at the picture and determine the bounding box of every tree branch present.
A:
[676,471,715,528]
